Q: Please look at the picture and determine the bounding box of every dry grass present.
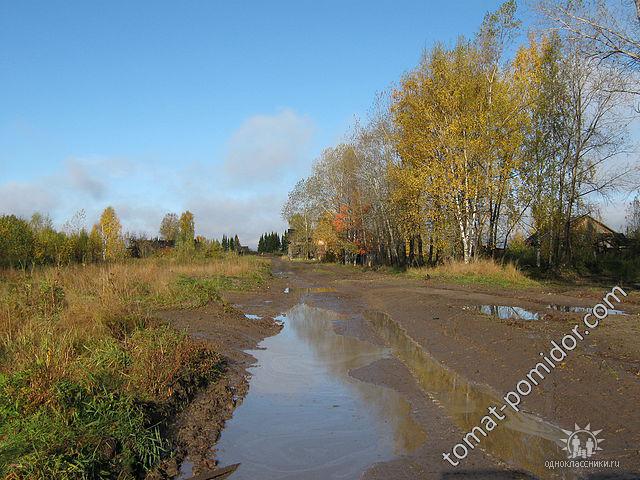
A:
[1,254,265,340]
[0,253,268,479]
[407,258,539,289]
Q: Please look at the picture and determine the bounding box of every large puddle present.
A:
[365,310,570,478]
[212,303,426,479]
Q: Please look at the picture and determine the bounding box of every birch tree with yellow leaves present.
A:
[282,0,637,269]
[393,35,526,263]
[98,206,126,261]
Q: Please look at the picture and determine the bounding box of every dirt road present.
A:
[168,258,640,479]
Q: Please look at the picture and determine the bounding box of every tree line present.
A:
[283,0,640,269]
[257,231,289,254]
[0,208,127,268]
[0,207,245,268]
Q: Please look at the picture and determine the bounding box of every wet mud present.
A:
[168,259,640,479]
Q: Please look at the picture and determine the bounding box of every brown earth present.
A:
[147,296,287,478]
[153,258,640,479]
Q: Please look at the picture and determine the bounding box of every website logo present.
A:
[561,424,603,459]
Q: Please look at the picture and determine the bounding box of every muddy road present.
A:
[173,259,640,480]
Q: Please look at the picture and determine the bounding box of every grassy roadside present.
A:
[0,254,269,479]
[405,259,540,289]
[396,259,540,289]
[285,257,540,290]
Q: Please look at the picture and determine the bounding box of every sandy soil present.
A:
[156,258,640,479]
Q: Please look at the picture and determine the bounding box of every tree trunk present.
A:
[417,234,424,266]
[398,239,406,267]
[428,235,434,265]
[408,237,415,267]
[564,110,582,264]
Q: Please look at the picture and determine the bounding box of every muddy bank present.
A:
[351,281,640,473]
[149,283,289,478]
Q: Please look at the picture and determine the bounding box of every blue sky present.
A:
[0,1,635,247]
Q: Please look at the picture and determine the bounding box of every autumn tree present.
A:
[177,211,195,250]
[159,213,180,243]
[476,1,527,255]
[351,102,404,264]
[88,224,103,262]
[280,0,638,270]
[513,27,633,267]
[313,212,342,259]
[282,178,319,259]
[393,34,526,263]
[0,215,34,268]
[99,207,126,261]
[70,229,90,264]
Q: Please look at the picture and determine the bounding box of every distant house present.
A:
[128,238,174,258]
[526,214,626,252]
[571,214,626,251]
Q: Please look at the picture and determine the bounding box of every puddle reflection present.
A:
[365,310,569,479]
[547,304,627,315]
[214,304,426,479]
[466,304,627,321]
[475,305,540,320]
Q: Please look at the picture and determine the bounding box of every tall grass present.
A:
[0,254,268,479]
[407,258,539,289]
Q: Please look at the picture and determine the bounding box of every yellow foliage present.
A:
[99,206,126,261]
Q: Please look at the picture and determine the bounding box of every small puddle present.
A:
[244,314,262,320]
[283,286,337,295]
[365,310,569,478]
[273,314,286,326]
[213,303,426,479]
[470,305,541,320]
[547,304,627,315]
[467,304,628,320]
[273,271,293,278]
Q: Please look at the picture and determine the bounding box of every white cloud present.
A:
[223,109,314,183]
[186,193,287,248]
[0,181,58,218]
[0,109,312,247]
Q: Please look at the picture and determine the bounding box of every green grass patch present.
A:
[0,329,223,480]
[0,374,164,479]
[158,266,270,310]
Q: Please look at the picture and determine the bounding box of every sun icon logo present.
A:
[561,424,604,459]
